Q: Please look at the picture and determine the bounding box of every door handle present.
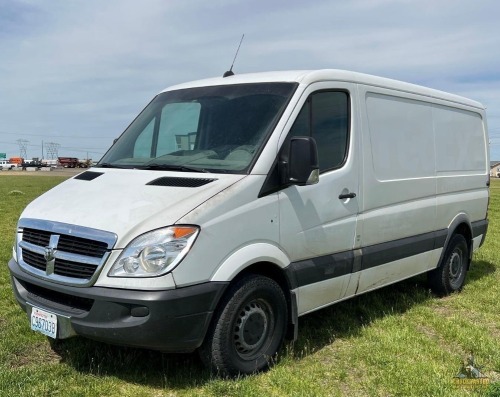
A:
[338,192,356,200]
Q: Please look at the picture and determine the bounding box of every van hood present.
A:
[20,169,245,248]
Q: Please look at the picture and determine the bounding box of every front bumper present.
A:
[9,258,228,352]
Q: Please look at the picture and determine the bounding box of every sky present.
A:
[1,0,500,162]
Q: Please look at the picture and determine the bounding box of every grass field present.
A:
[0,175,498,396]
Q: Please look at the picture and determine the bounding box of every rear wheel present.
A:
[428,234,469,295]
[199,274,287,377]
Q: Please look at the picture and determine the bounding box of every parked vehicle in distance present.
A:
[57,157,79,168]
[0,160,18,170]
[8,70,489,377]
[9,157,24,166]
[21,159,43,170]
[41,159,58,168]
[77,159,91,168]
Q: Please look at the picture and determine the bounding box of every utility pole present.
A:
[17,139,29,159]
[45,142,60,159]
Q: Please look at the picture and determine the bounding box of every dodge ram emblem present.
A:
[44,247,55,262]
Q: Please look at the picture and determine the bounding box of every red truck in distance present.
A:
[57,157,79,168]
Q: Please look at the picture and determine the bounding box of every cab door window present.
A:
[289,91,349,172]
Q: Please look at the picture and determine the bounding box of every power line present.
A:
[0,140,108,151]
[0,130,112,139]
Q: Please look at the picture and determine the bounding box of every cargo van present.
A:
[8,70,489,376]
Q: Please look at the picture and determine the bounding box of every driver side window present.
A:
[289,91,349,172]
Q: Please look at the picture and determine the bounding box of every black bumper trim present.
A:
[472,219,488,247]
[9,258,228,352]
[286,229,448,289]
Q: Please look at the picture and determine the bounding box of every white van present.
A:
[8,70,489,376]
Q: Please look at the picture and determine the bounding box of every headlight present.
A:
[108,226,199,278]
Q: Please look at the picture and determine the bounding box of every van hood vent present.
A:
[146,177,217,188]
[74,171,104,181]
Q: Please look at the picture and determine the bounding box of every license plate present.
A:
[31,307,58,339]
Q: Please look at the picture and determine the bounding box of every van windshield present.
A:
[98,82,297,173]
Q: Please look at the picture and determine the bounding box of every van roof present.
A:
[162,69,484,109]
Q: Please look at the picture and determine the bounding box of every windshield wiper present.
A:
[140,164,209,173]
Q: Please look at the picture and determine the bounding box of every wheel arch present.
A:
[210,243,298,341]
[442,214,473,269]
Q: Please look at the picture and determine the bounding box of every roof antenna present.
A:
[223,34,244,78]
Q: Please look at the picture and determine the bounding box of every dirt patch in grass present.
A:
[432,301,457,315]
[415,323,466,358]
[431,303,500,341]
[8,342,62,368]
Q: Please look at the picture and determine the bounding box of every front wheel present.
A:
[199,274,287,377]
[428,234,469,295]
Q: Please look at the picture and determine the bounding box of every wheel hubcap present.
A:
[234,301,269,357]
[449,250,462,281]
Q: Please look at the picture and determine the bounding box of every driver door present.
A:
[279,82,360,315]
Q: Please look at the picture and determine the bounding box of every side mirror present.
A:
[283,136,319,186]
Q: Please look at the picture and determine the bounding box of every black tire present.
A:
[199,274,287,377]
[428,234,469,295]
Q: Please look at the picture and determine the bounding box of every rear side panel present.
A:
[358,88,438,248]
[433,104,489,239]
[352,84,488,295]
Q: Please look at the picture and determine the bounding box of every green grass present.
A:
[0,175,499,396]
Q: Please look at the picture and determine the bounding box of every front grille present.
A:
[22,249,46,271]
[23,228,107,259]
[57,235,108,258]
[23,228,51,246]
[54,258,96,279]
[18,219,117,286]
[21,249,98,280]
